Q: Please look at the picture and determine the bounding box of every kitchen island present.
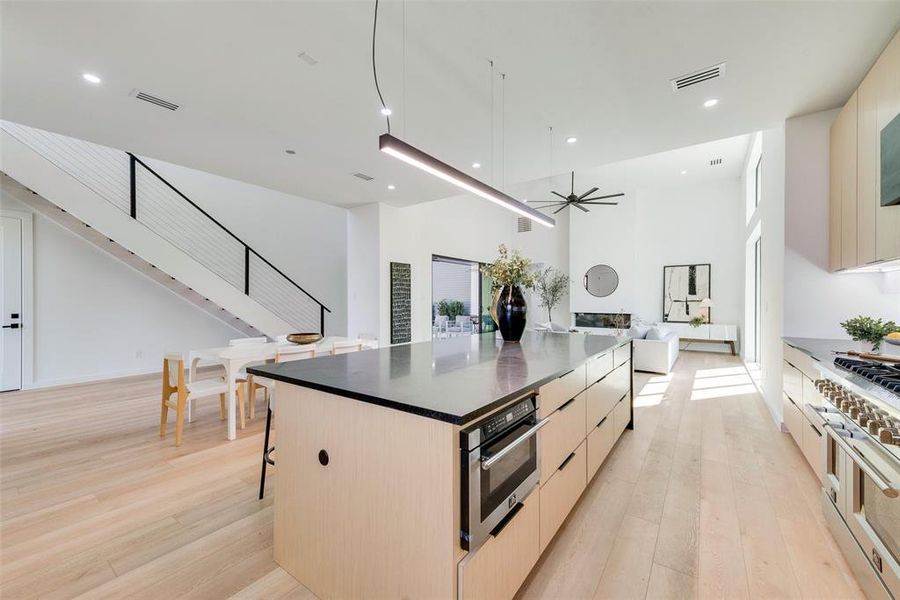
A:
[249,331,633,600]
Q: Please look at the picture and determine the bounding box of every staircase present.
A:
[0,121,331,338]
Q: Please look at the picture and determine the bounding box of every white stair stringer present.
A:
[0,129,294,338]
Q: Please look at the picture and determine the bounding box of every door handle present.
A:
[2,324,19,329]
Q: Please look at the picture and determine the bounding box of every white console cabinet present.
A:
[658,323,738,355]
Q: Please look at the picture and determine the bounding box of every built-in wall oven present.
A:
[816,372,900,600]
[460,393,546,551]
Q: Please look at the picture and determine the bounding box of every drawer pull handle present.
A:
[559,369,575,379]
[489,501,524,538]
[596,416,608,429]
[810,423,822,438]
[558,451,577,471]
[559,397,577,411]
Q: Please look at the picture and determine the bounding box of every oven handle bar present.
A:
[481,418,550,470]
[823,423,900,498]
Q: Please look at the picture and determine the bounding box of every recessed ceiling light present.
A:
[472,162,481,169]
[565,136,577,144]
[285,149,296,155]
[82,73,101,84]
[387,184,396,190]
[381,107,392,116]
[681,170,688,175]
[703,98,719,108]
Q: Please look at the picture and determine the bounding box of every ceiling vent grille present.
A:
[710,158,723,166]
[671,62,726,91]
[130,89,179,111]
[352,172,374,181]
[517,216,532,233]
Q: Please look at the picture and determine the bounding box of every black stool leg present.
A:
[259,405,273,500]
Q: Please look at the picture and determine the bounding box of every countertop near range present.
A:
[248,331,627,425]
[783,336,900,363]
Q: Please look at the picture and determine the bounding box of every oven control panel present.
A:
[481,398,535,438]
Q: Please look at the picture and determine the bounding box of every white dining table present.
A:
[188,336,378,440]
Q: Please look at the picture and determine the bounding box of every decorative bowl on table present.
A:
[286,333,323,345]
[885,334,900,347]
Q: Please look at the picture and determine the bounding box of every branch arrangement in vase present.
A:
[840,315,899,352]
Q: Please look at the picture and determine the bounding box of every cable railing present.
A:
[2,120,330,334]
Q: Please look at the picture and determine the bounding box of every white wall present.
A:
[347,203,381,339]
[568,177,745,352]
[143,157,349,335]
[1,188,240,388]
[784,109,900,338]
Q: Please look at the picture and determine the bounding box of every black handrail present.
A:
[126,152,331,332]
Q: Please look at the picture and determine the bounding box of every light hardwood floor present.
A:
[0,352,863,599]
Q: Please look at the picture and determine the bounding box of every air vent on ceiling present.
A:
[352,172,374,181]
[517,216,532,233]
[297,51,319,66]
[671,62,726,91]
[130,89,179,111]
[710,158,723,166]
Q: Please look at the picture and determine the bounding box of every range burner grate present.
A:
[834,357,900,393]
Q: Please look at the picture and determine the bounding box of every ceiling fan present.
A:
[531,172,624,214]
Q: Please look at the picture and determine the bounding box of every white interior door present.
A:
[1,216,23,391]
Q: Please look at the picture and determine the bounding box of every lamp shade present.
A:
[699,297,713,308]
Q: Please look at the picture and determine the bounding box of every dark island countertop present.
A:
[248,331,629,424]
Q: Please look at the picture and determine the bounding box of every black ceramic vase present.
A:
[495,285,527,342]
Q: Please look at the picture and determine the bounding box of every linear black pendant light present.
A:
[371,0,554,228]
[379,134,555,228]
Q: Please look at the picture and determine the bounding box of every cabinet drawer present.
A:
[586,362,629,430]
[539,392,586,485]
[459,490,539,600]
[613,344,631,368]
[539,364,586,418]
[801,416,824,483]
[613,395,631,439]
[782,360,802,403]
[540,439,587,552]
[587,414,615,481]
[783,393,803,449]
[586,352,613,386]
[783,342,820,381]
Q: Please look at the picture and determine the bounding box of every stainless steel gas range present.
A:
[815,356,900,600]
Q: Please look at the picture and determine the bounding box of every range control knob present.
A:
[868,420,887,435]
[879,428,900,446]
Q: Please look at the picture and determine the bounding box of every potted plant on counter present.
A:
[840,315,900,352]
[481,244,536,342]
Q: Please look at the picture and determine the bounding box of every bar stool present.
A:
[258,344,317,499]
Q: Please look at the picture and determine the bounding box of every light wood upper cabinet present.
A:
[831,30,900,271]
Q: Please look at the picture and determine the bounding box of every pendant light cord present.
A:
[372,0,391,134]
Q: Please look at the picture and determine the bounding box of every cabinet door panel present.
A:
[587,415,615,481]
[539,440,587,552]
[841,92,859,269]
[586,362,630,431]
[539,392,586,485]
[539,364,586,418]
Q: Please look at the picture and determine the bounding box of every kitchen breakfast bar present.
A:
[248,331,634,599]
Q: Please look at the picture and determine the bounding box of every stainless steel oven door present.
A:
[463,416,546,551]
[826,423,900,598]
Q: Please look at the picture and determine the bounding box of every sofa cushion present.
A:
[645,326,672,341]
[628,325,652,339]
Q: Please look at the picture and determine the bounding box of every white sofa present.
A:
[570,324,679,374]
[632,330,679,374]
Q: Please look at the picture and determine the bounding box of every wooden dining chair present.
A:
[247,343,316,419]
[160,353,246,446]
[258,344,317,499]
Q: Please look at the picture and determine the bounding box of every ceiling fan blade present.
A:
[573,202,589,213]
[531,202,567,207]
[577,187,599,201]
[551,191,569,201]
[581,192,625,201]
[581,201,619,206]
[571,171,575,195]
[553,204,570,214]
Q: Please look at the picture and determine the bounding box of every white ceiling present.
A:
[2,2,898,208]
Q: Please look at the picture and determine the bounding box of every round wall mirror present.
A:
[584,264,619,297]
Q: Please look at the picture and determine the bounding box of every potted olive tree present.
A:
[534,266,570,326]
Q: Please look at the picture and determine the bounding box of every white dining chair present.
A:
[258,344,317,500]
[228,336,268,346]
[228,337,270,420]
[434,315,449,338]
[160,353,246,447]
[446,317,463,337]
[333,339,364,355]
